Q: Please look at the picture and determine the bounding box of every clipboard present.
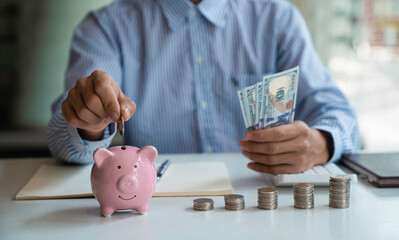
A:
[340,152,399,188]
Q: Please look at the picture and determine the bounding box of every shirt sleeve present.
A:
[46,9,122,164]
[46,93,117,164]
[275,4,362,162]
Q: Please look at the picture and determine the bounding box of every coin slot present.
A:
[121,146,126,150]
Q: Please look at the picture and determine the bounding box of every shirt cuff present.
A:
[311,125,343,163]
[66,122,117,153]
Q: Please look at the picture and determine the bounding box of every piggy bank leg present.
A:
[101,206,115,218]
[135,204,148,215]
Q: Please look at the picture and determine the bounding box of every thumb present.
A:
[118,93,136,122]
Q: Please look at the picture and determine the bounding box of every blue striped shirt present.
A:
[46,0,362,164]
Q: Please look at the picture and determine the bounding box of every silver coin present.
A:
[193,198,214,211]
[224,194,245,211]
[194,198,214,204]
[225,206,245,211]
[330,184,351,189]
[329,175,351,209]
[258,201,278,205]
[330,180,351,184]
[294,183,315,189]
[329,193,350,199]
[330,185,350,190]
[293,197,314,201]
[258,187,277,193]
[225,194,244,200]
[329,201,350,209]
[258,202,278,205]
[330,188,350,193]
[258,205,278,210]
[119,116,125,136]
[330,175,351,182]
[294,204,314,209]
[293,183,314,209]
[257,187,278,210]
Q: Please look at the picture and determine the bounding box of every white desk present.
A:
[1,153,399,240]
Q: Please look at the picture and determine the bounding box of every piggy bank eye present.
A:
[117,165,121,169]
[134,165,137,169]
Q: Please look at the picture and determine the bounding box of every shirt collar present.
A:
[198,0,227,28]
[157,0,228,30]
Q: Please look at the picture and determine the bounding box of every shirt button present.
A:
[196,56,203,64]
[190,10,197,16]
[201,101,208,109]
[206,145,212,153]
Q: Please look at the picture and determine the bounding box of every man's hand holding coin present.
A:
[62,70,136,141]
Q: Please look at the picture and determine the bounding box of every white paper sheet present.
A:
[15,161,233,200]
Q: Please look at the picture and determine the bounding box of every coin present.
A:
[224,194,245,211]
[193,198,214,211]
[330,175,351,183]
[329,175,351,209]
[258,187,278,210]
[293,183,314,209]
[119,116,125,136]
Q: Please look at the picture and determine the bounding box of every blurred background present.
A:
[0,0,398,157]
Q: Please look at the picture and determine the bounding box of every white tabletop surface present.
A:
[1,153,399,240]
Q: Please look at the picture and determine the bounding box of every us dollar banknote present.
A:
[262,66,299,128]
[237,66,299,130]
[255,82,263,129]
[242,84,257,131]
[237,89,250,130]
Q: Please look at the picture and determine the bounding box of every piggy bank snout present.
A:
[117,175,139,194]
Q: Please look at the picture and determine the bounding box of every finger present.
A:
[239,137,309,155]
[118,93,136,121]
[69,91,105,125]
[242,150,298,165]
[62,99,89,128]
[79,78,109,119]
[247,162,304,174]
[245,121,309,142]
[91,71,120,122]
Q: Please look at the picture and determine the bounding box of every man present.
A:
[46,0,361,174]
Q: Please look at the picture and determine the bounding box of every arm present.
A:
[46,10,134,164]
[239,4,361,173]
[274,4,361,162]
[46,92,117,164]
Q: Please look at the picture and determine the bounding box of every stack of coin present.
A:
[193,198,214,211]
[293,183,314,209]
[224,194,245,211]
[257,187,278,210]
[329,175,351,208]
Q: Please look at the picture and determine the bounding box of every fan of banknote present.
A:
[237,66,299,130]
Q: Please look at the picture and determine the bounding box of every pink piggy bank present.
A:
[91,145,157,217]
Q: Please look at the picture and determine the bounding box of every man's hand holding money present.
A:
[239,121,332,174]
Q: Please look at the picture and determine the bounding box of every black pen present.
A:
[157,159,171,182]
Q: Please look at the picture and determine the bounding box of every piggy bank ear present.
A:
[138,146,158,164]
[93,148,113,168]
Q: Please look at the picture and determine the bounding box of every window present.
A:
[292,0,399,150]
